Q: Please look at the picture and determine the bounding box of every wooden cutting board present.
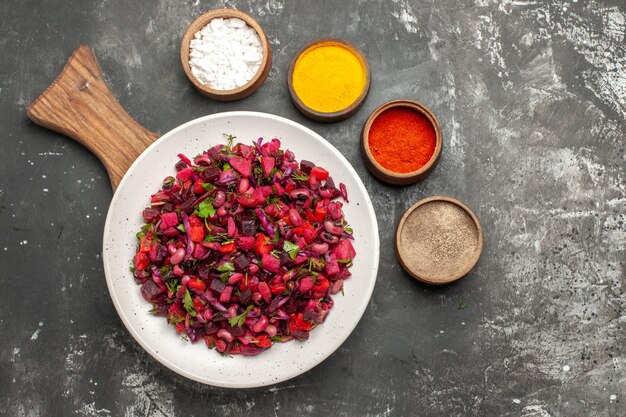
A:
[27,45,159,190]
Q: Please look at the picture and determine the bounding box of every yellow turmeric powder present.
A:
[292,42,367,113]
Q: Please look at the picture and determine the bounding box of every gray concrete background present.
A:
[1,0,624,416]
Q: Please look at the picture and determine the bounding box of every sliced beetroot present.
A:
[202,166,221,182]
[142,207,161,223]
[325,254,340,276]
[239,288,252,305]
[160,212,179,229]
[175,160,188,172]
[176,167,193,181]
[233,254,249,271]
[300,160,315,174]
[141,281,163,302]
[210,279,226,294]
[299,276,314,292]
[302,309,321,324]
[290,330,310,340]
[265,296,283,314]
[332,239,356,261]
[133,269,149,285]
[236,235,255,251]
[240,219,257,236]
[261,156,275,177]
[230,156,252,178]
[238,344,266,356]
[261,253,281,273]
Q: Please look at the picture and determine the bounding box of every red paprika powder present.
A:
[368,107,437,173]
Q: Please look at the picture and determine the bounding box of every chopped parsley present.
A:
[308,258,325,271]
[167,314,184,324]
[201,182,215,192]
[228,305,254,328]
[283,241,300,261]
[183,289,196,317]
[165,279,180,293]
[160,265,172,280]
[217,262,235,273]
[195,198,216,218]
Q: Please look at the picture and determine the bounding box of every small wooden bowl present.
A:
[287,38,370,122]
[361,99,442,185]
[180,9,272,101]
[396,196,483,285]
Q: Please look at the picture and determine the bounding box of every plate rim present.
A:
[102,111,379,387]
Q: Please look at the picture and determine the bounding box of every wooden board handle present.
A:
[27,45,159,191]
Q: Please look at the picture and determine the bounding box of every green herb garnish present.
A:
[201,182,215,192]
[217,262,235,273]
[308,258,325,271]
[195,198,216,219]
[167,314,184,324]
[224,133,236,150]
[183,289,196,317]
[203,233,220,242]
[165,279,180,293]
[228,305,254,328]
[270,229,280,243]
[458,300,469,310]
[283,241,300,261]
[160,264,172,280]
[291,172,308,182]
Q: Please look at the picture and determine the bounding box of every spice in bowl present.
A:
[181,9,272,101]
[189,17,263,90]
[361,100,442,185]
[369,107,436,173]
[396,196,483,285]
[288,38,370,122]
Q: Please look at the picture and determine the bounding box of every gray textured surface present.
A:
[1,0,624,416]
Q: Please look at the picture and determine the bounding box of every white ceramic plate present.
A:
[103,112,379,388]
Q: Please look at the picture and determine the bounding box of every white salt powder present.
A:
[189,17,263,90]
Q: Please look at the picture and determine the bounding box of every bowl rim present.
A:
[180,8,271,99]
[287,37,371,122]
[395,196,483,285]
[103,111,381,387]
[361,99,443,182]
